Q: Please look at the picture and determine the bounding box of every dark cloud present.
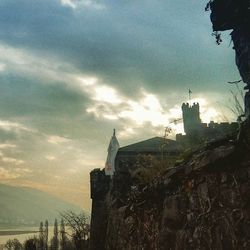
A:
[0,0,240,95]
[0,73,86,119]
[0,0,242,209]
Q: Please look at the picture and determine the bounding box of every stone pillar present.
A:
[89,169,110,250]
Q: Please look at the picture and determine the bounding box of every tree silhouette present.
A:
[60,211,90,250]
[44,220,49,250]
[50,219,59,250]
[4,239,22,250]
[39,222,44,250]
[24,237,39,250]
[60,219,67,250]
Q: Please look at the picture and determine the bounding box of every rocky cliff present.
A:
[90,122,250,250]
[89,2,250,248]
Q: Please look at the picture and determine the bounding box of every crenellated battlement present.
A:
[90,100,239,249]
[181,102,201,135]
[182,102,199,108]
[177,102,238,143]
[90,169,111,250]
[90,168,110,200]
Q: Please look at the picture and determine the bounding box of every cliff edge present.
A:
[90,121,250,250]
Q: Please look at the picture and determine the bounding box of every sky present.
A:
[0,0,243,211]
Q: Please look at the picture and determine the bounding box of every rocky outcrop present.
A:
[90,126,250,250]
[89,2,250,248]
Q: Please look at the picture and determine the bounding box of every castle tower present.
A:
[182,102,202,135]
[89,169,110,250]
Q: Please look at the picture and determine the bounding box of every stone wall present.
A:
[90,136,250,249]
[89,169,110,250]
[176,121,238,145]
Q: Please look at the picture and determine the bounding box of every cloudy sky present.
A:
[0,0,242,211]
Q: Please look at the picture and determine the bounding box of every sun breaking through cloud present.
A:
[0,0,241,211]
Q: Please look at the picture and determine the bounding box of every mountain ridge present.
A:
[0,183,82,226]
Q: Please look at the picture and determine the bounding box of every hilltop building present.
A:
[176,102,238,144]
[89,100,239,249]
[90,101,239,189]
[90,101,238,186]
[115,137,181,173]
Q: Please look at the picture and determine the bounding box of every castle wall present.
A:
[178,102,238,143]
[91,139,250,250]
[89,169,110,250]
[176,121,238,144]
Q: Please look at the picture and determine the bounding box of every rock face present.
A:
[209,0,250,117]
[90,134,250,250]
[89,3,250,248]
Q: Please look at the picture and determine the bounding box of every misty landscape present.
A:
[0,184,81,226]
[1,0,250,249]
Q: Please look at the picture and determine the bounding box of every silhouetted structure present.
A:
[115,137,181,173]
[90,101,239,249]
[89,169,110,250]
[89,3,250,247]
[176,102,238,143]
[89,134,182,250]
[182,102,201,135]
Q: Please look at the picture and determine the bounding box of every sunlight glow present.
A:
[47,135,71,145]
[86,85,227,139]
[0,120,32,133]
[60,0,105,10]
[45,155,56,161]
[1,157,24,165]
[189,98,221,123]
[94,86,122,104]
[119,97,167,127]
[60,0,77,8]
[0,63,6,72]
[78,76,98,86]
[118,127,136,139]
[0,144,17,149]
[0,167,19,180]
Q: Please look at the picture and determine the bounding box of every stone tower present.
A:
[89,169,110,250]
[182,102,202,135]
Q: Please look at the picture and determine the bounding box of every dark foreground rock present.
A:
[90,123,250,250]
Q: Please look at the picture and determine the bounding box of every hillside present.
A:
[0,183,81,226]
[90,122,250,249]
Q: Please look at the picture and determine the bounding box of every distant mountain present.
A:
[0,183,82,226]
